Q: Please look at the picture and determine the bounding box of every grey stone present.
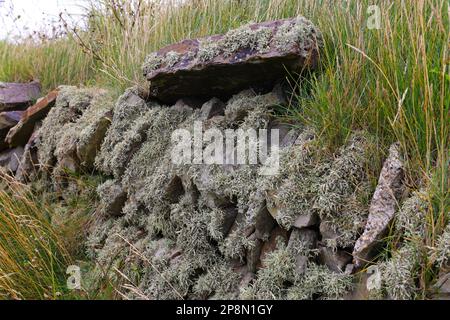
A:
[201,98,225,119]
[254,202,277,241]
[0,146,24,173]
[318,246,352,273]
[292,212,319,229]
[353,143,405,267]
[246,233,263,273]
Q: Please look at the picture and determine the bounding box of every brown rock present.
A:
[76,110,113,168]
[254,202,277,241]
[143,17,322,104]
[0,81,41,111]
[97,180,127,217]
[246,233,263,273]
[353,143,405,268]
[6,90,58,147]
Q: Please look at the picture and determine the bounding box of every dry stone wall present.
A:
[1,16,446,300]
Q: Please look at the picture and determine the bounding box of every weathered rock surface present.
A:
[15,126,41,182]
[0,111,24,151]
[318,246,352,273]
[0,146,24,173]
[0,81,41,111]
[143,17,322,103]
[353,143,405,267]
[6,90,58,147]
[0,111,23,130]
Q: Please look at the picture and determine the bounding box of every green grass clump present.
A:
[0,173,70,299]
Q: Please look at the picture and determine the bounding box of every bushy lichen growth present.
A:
[37,86,114,185]
[286,263,353,300]
[241,240,353,300]
[273,16,322,55]
[434,224,450,267]
[378,243,421,300]
[395,190,429,238]
[87,87,378,300]
[95,88,160,178]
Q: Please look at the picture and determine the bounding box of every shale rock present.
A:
[15,126,41,182]
[0,146,24,173]
[318,246,352,273]
[353,143,405,267]
[0,111,23,151]
[143,17,322,103]
[6,90,58,147]
[0,81,41,111]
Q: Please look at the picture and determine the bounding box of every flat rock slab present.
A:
[0,81,41,111]
[6,90,58,147]
[143,17,322,104]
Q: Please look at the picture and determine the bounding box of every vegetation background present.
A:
[0,0,448,299]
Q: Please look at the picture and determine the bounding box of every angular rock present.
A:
[143,17,322,104]
[292,212,320,229]
[201,98,225,120]
[320,220,341,244]
[15,126,41,182]
[0,111,23,130]
[0,146,24,173]
[0,81,41,111]
[76,109,113,168]
[246,233,263,273]
[318,246,352,273]
[353,143,405,267]
[6,90,58,147]
[0,111,24,151]
[288,229,318,275]
[258,226,289,269]
[254,202,277,240]
[433,273,450,299]
[97,180,127,217]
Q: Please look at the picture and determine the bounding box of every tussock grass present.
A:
[0,173,70,300]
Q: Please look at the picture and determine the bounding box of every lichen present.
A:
[273,16,322,55]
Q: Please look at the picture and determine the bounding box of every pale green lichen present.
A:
[37,86,114,185]
[434,224,450,267]
[378,243,421,300]
[395,190,429,238]
[95,88,160,178]
[87,88,377,300]
[273,16,322,54]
